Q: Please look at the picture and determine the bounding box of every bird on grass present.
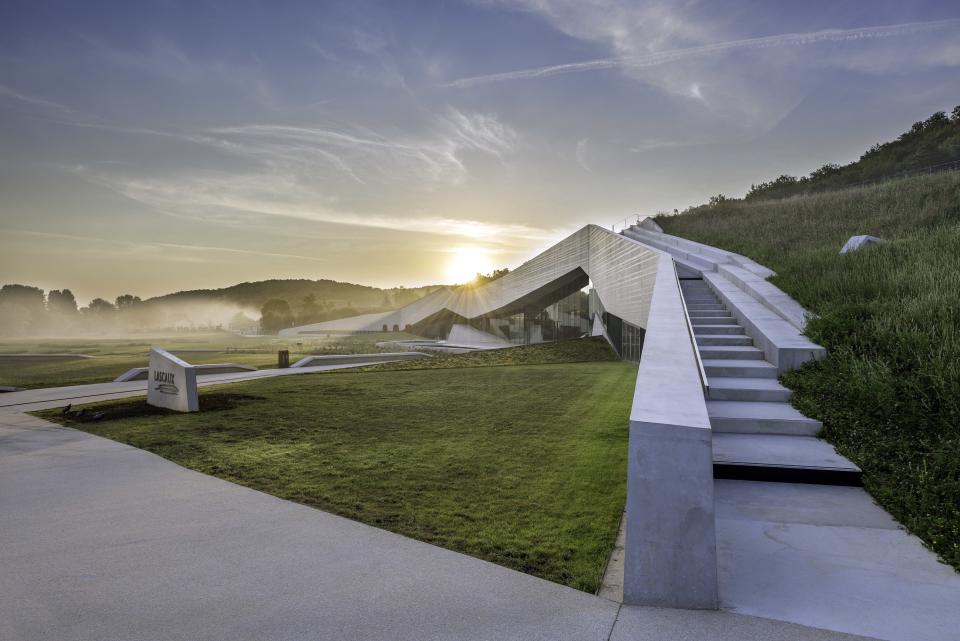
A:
[61,404,72,415]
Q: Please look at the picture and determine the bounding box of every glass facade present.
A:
[587,286,644,361]
[466,287,591,345]
[460,279,645,361]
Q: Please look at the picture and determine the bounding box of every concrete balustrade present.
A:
[623,254,718,609]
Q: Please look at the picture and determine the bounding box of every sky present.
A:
[1,1,958,304]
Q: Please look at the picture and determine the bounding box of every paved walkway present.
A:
[0,361,390,412]
[1,411,873,641]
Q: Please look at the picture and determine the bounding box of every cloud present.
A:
[444,18,960,87]
[52,104,530,246]
[575,138,591,172]
[204,108,517,185]
[0,84,74,113]
[66,145,554,247]
[8,229,345,265]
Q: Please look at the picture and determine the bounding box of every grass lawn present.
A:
[356,336,619,372]
[658,171,960,569]
[0,331,422,389]
[36,354,636,593]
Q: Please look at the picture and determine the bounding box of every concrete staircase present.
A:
[680,278,861,486]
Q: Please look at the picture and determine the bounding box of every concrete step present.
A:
[707,377,792,402]
[697,346,764,360]
[684,296,720,303]
[696,335,754,347]
[707,400,823,435]
[712,433,861,486]
[702,360,777,378]
[691,316,737,326]
[686,304,725,311]
[688,309,731,318]
[694,325,745,336]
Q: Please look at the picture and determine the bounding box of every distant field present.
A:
[37,356,635,593]
[659,171,960,570]
[0,331,421,389]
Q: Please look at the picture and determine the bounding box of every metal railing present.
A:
[609,215,643,234]
[673,261,709,395]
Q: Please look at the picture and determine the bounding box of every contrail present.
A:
[443,18,960,88]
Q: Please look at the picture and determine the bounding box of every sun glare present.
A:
[445,246,493,284]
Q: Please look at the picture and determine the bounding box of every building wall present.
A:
[281,225,664,346]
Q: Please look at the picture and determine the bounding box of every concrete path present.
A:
[0,361,391,412]
[716,480,960,641]
[0,411,874,641]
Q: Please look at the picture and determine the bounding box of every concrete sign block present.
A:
[147,348,198,412]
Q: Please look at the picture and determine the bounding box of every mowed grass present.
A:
[0,331,421,389]
[659,171,960,569]
[37,357,636,592]
[357,336,618,372]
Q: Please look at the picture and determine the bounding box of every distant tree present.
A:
[86,298,116,316]
[809,164,841,180]
[115,294,142,309]
[952,105,960,122]
[708,194,729,206]
[0,284,46,325]
[925,111,949,128]
[228,311,257,332]
[260,298,294,334]
[472,268,511,286]
[297,294,326,325]
[47,289,78,316]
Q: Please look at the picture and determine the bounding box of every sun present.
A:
[445,246,493,284]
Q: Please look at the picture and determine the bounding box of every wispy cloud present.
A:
[575,138,592,173]
[9,229,338,264]
[47,104,532,244]
[0,84,74,113]
[66,162,553,245]
[444,19,960,87]
[207,108,517,185]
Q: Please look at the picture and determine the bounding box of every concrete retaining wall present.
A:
[623,254,718,609]
[289,352,430,368]
[115,363,257,382]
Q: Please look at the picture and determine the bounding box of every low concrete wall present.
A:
[0,353,95,362]
[623,254,718,609]
[702,273,825,374]
[289,352,430,368]
[115,363,257,382]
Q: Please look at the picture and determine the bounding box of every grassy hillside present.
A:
[658,171,960,569]
[744,106,960,201]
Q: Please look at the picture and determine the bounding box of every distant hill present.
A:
[146,278,445,312]
[0,278,447,336]
[743,105,960,201]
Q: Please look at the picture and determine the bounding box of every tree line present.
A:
[743,105,960,201]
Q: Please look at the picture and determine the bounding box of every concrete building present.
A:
[281,225,652,360]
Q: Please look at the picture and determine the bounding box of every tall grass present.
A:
[658,172,960,569]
